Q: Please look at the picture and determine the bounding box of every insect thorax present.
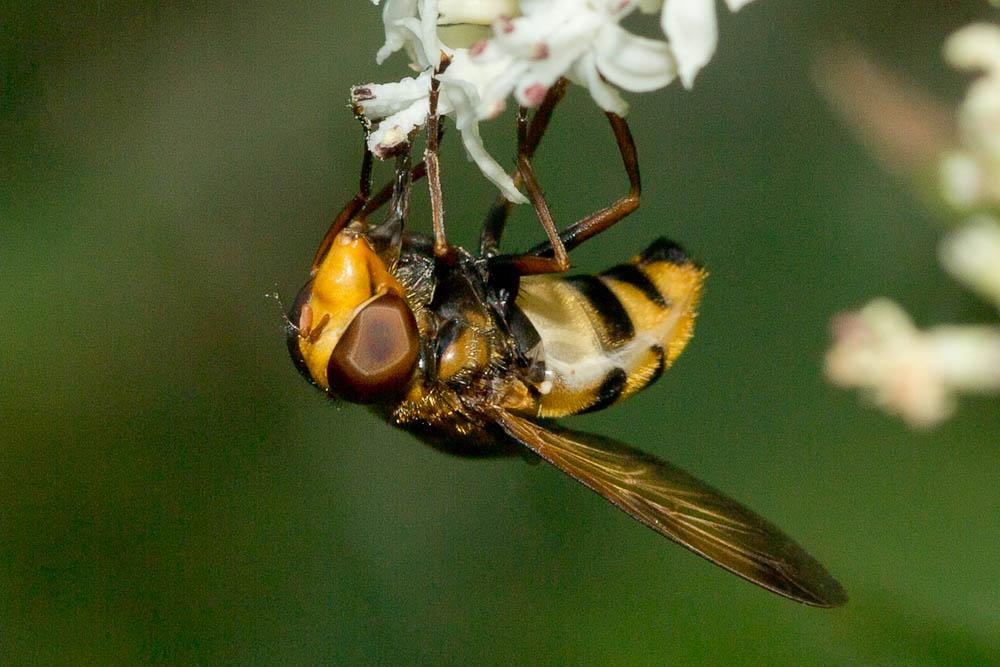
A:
[380,235,536,446]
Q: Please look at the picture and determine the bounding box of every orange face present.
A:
[289,226,419,403]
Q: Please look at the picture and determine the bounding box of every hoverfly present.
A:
[287,74,847,607]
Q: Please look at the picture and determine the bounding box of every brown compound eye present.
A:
[326,292,419,403]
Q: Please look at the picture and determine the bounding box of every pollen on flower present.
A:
[532,43,549,60]
[375,126,409,157]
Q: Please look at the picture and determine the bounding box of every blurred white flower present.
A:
[944,22,1000,75]
[939,216,1000,310]
[640,0,757,89]
[941,23,1000,208]
[826,300,1000,429]
[939,152,991,208]
[824,8,1000,429]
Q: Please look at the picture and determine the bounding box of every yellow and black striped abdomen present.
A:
[516,239,706,418]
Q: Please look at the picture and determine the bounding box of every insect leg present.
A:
[310,131,374,274]
[358,161,427,221]
[366,149,413,260]
[426,54,452,259]
[487,108,570,276]
[528,112,641,256]
[479,78,569,257]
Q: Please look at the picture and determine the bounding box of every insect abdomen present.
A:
[516,238,706,418]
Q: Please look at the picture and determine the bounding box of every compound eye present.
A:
[327,293,419,403]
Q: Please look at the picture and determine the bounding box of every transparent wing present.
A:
[492,409,847,607]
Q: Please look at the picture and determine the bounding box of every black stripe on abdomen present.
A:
[639,238,691,266]
[566,275,634,347]
[581,367,627,414]
[601,263,668,307]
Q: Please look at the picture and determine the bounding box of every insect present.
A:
[287,73,847,607]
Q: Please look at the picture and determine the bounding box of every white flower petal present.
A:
[945,23,1000,75]
[438,0,518,25]
[376,0,420,64]
[569,52,630,115]
[939,152,985,209]
[352,71,433,119]
[662,0,718,89]
[939,217,1000,308]
[592,0,640,17]
[519,0,576,14]
[542,11,603,56]
[927,326,1000,392]
[489,14,562,60]
[476,59,530,118]
[959,78,1000,160]
[513,33,594,106]
[366,98,431,157]
[419,0,443,68]
[437,24,491,49]
[594,23,676,92]
[724,0,755,11]
[444,78,527,202]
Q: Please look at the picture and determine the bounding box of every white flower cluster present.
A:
[940,23,1000,208]
[826,301,1000,429]
[355,0,757,202]
[826,6,1000,429]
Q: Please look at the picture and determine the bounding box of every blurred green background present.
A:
[3,1,1000,664]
